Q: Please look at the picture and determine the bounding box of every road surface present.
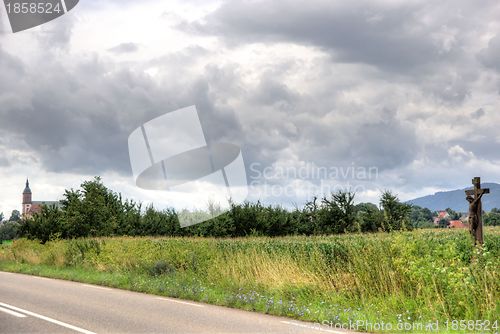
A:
[0,271,356,334]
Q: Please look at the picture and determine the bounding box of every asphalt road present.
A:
[0,271,356,334]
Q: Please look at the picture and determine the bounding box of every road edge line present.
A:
[0,302,96,334]
[0,305,27,318]
[155,297,204,308]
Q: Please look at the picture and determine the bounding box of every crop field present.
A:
[0,228,498,333]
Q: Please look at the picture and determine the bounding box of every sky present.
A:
[1,0,500,216]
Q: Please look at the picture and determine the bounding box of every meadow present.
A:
[0,228,498,333]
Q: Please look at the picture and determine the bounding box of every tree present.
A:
[314,191,357,234]
[410,205,434,228]
[355,202,383,232]
[484,208,500,227]
[20,205,64,243]
[0,212,4,223]
[9,210,21,222]
[0,221,20,242]
[438,218,449,228]
[303,196,320,234]
[331,191,357,233]
[380,191,412,231]
[59,177,137,238]
[227,202,268,237]
[140,206,179,236]
[263,205,298,236]
[445,208,461,220]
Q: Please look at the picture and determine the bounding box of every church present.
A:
[22,179,60,218]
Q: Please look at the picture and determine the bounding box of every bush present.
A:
[148,260,176,276]
[64,239,102,266]
[0,222,20,242]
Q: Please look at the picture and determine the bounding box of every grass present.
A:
[0,228,498,333]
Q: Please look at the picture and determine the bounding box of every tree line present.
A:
[0,177,498,243]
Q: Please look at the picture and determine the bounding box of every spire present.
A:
[23,178,32,194]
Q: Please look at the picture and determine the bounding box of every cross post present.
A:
[465,177,489,245]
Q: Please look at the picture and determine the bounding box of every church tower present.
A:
[22,178,32,216]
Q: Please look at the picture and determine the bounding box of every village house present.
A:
[448,220,467,228]
[433,210,450,226]
[432,210,468,229]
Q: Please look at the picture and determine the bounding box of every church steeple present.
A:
[24,179,31,193]
[23,178,32,205]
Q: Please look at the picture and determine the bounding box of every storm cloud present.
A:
[1,0,500,214]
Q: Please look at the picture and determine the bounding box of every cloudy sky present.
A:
[1,0,500,215]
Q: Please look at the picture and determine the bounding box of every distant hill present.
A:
[408,183,500,213]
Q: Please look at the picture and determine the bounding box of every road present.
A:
[0,271,356,334]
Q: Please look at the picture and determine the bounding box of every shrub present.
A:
[148,260,176,276]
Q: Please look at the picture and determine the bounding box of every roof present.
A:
[23,179,32,194]
[449,220,467,228]
[437,211,449,219]
[32,201,61,208]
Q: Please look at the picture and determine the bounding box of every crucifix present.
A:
[465,177,489,245]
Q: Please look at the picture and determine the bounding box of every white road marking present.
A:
[281,320,346,333]
[0,302,96,334]
[81,284,112,291]
[0,306,27,318]
[155,297,204,307]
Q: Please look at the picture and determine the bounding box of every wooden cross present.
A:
[465,177,489,245]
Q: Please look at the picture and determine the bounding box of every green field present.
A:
[0,229,498,333]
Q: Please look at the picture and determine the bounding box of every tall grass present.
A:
[0,228,498,332]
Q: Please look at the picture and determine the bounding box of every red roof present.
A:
[437,211,449,219]
[449,220,467,228]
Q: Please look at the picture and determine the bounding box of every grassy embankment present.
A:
[0,228,498,333]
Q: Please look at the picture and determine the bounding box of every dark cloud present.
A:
[108,42,140,54]
[183,0,468,72]
[0,45,245,175]
[0,50,152,174]
[215,64,420,175]
[0,63,140,174]
[294,107,418,171]
[180,0,500,109]
[478,35,500,72]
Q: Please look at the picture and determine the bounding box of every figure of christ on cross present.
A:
[465,177,490,245]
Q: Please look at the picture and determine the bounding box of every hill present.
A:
[408,183,500,212]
